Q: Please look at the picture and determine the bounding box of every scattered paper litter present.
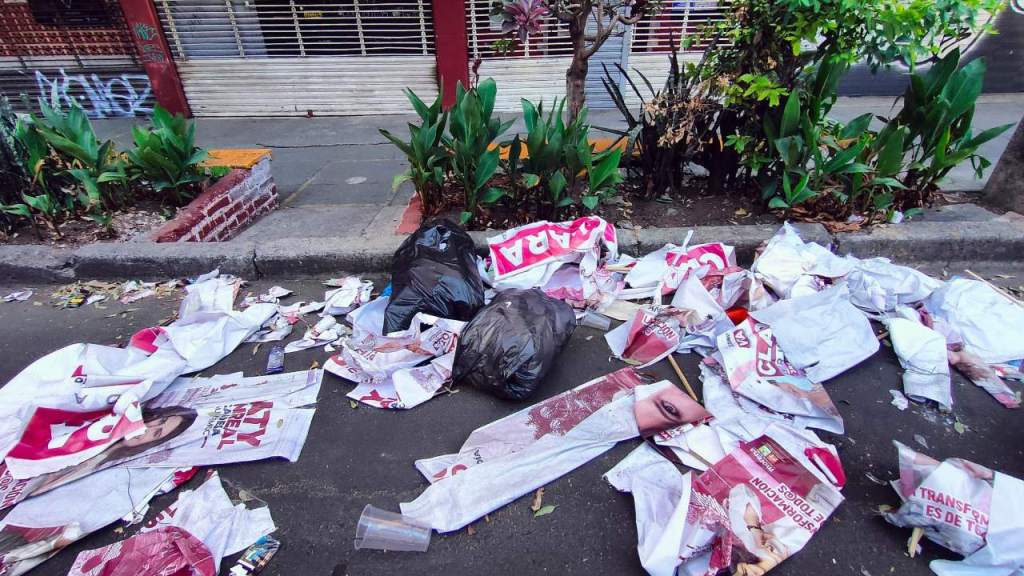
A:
[2,290,32,302]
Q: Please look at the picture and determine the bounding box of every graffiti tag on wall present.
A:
[34,69,153,118]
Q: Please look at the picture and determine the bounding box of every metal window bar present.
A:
[224,0,246,57]
[161,0,186,60]
[155,1,435,60]
[466,0,572,59]
[353,0,366,55]
[288,0,306,56]
[416,0,427,55]
[628,2,729,53]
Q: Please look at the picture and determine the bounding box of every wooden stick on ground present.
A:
[666,354,699,402]
[965,269,1024,308]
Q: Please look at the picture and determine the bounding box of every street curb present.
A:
[1,220,1020,282]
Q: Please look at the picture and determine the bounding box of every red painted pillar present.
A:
[118,0,191,117]
[431,0,469,108]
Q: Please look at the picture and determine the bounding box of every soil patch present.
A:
[1,200,172,247]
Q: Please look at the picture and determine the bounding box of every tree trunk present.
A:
[566,16,589,124]
[983,120,1024,214]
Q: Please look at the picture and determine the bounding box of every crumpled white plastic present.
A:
[884,441,999,558]
[325,297,464,410]
[604,444,704,576]
[605,306,702,367]
[842,256,941,314]
[320,276,373,317]
[884,315,953,410]
[140,472,274,569]
[283,316,348,353]
[0,466,188,576]
[751,284,879,382]
[930,472,1024,576]
[623,237,736,300]
[925,278,1024,365]
[751,222,852,299]
[484,216,618,307]
[716,319,845,433]
[68,471,274,576]
[0,271,274,480]
[669,273,736,351]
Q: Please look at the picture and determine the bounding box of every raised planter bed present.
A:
[151,149,278,243]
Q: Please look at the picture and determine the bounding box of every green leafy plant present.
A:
[445,78,513,224]
[517,95,616,216]
[887,48,1014,193]
[127,105,208,204]
[380,86,450,216]
[32,98,128,212]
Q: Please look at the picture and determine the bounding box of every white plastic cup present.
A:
[578,311,612,331]
[354,505,431,552]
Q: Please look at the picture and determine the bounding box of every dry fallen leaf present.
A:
[530,487,545,513]
[310,360,320,370]
[349,400,358,409]
[467,524,476,536]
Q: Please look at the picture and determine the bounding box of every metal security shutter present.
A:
[0,0,153,117]
[467,0,571,112]
[157,0,437,116]
[623,1,727,107]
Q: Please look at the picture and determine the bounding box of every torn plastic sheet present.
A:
[605,306,701,367]
[751,222,852,299]
[0,466,190,576]
[703,267,775,312]
[884,317,953,411]
[540,263,623,311]
[623,238,736,299]
[681,434,844,575]
[283,316,349,353]
[485,216,618,298]
[69,471,274,576]
[0,272,275,480]
[700,360,824,435]
[930,472,1024,576]
[400,370,710,532]
[0,370,322,509]
[950,346,1021,408]
[604,444,704,576]
[884,441,1002,558]
[751,284,879,382]
[843,256,941,314]
[925,278,1024,365]
[242,286,293,307]
[324,296,464,409]
[670,273,739,352]
[245,314,293,344]
[717,318,845,433]
[321,277,373,317]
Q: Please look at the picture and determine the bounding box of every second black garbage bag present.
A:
[383,219,486,334]
[453,288,576,400]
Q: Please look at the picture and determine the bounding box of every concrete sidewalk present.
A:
[93,95,1024,242]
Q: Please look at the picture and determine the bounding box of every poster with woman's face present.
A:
[633,381,711,438]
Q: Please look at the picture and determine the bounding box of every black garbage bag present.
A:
[453,288,576,400]
[383,219,486,334]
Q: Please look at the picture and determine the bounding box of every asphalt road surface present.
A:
[1,274,1022,576]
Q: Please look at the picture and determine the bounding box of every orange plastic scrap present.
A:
[202,148,272,169]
